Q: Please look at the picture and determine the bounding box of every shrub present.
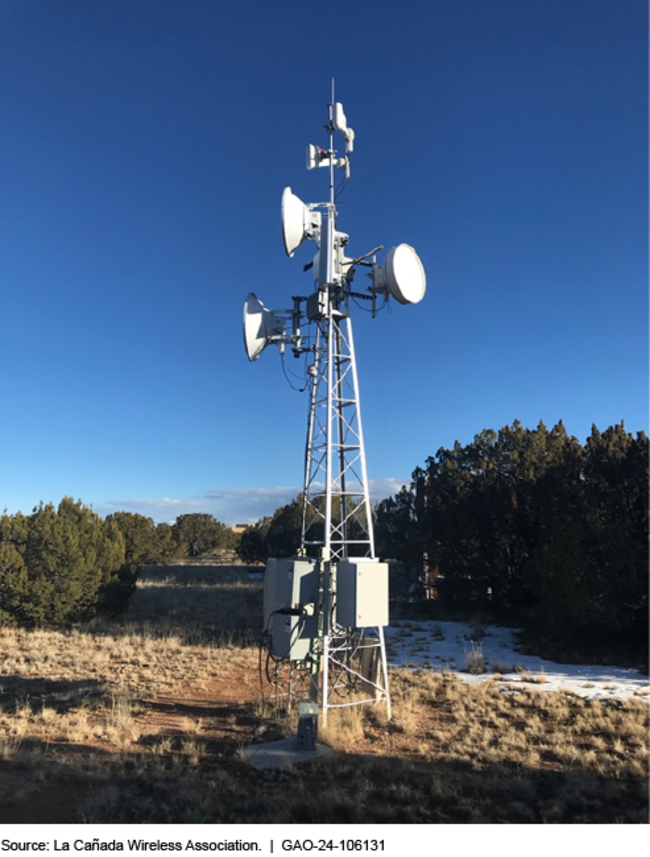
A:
[0,498,133,627]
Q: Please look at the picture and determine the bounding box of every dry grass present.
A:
[0,564,648,824]
[401,671,648,777]
[465,642,486,674]
[73,670,649,824]
[318,705,368,751]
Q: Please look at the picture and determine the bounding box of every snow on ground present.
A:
[385,620,650,703]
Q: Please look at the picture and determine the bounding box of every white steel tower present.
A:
[243,91,426,725]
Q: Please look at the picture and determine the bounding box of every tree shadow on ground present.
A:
[142,697,257,726]
[0,675,107,714]
[3,741,646,824]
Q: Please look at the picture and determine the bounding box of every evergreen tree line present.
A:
[375,421,648,653]
[107,510,240,565]
[236,420,647,657]
[0,504,239,627]
[236,500,303,565]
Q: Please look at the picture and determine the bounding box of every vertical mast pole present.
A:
[322,91,337,646]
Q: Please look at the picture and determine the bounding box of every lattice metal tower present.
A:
[301,294,374,560]
[243,90,426,724]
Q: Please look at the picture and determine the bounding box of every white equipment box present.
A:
[336,559,389,628]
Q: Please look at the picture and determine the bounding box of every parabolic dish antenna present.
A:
[243,292,284,361]
[281,187,320,257]
[381,244,426,305]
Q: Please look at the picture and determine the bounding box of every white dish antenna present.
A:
[372,244,426,305]
[281,187,321,257]
[243,293,286,361]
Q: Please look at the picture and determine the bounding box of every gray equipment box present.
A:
[297,702,318,751]
[263,557,318,629]
[270,611,315,661]
[307,290,346,322]
[336,559,389,628]
[307,290,328,321]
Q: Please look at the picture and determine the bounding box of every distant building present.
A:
[230,524,250,534]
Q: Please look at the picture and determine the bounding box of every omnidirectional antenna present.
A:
[242,90,426,731]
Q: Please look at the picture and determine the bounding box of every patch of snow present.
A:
[385,620,649,702]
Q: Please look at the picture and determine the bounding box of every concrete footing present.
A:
[238,737,333,769]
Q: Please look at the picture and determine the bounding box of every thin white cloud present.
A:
[95,496,206,524]
[368,477,412,499]
[97,479,408,525]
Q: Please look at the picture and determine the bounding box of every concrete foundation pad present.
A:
[238,737,333,769]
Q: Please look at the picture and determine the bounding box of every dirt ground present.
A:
[0,655,427,824]
[0,653,263,823]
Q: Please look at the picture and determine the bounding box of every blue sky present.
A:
[1,0,647,525]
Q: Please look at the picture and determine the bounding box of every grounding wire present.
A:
[280,350,308,392]
[350,294,390,315]
[280,343,315,393]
